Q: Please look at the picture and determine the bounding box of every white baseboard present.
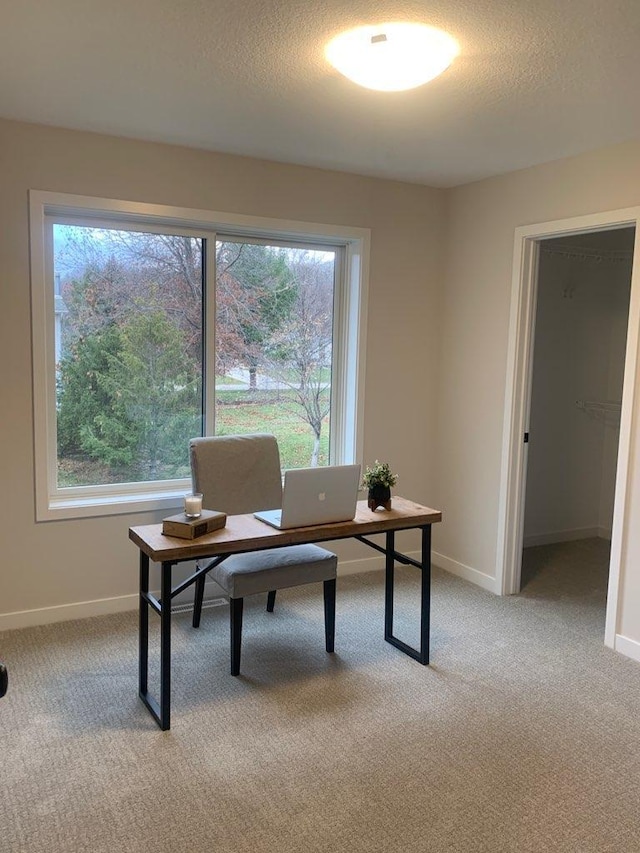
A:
[0,550,503,631]
[338,554,385,576]
[523,527,605,548]
[340,549,502,597]
[0,551,503,631]
[431,551,501,594]
[614,633,640,664]
[340,550,502,597]
[0,554,388,631]
[0,593,139,631]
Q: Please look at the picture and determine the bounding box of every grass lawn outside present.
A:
[216,396,329,469]
[57,391,329,486]
[215,373,246,385]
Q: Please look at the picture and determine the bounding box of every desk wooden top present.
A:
[129,496,442,563]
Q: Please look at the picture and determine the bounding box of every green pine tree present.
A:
[86,311,201,479]
[57,325,135,463]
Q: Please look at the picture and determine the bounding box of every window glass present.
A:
[215,240,334,469]
[54,224,204,487]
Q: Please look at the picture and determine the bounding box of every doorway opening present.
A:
[496,207,640,651]
[521,229,635,596]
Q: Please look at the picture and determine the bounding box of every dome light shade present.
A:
[325,23,459,92]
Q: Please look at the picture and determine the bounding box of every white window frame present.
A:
[29,190,370,521]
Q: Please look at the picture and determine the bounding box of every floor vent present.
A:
[171,597,227,615]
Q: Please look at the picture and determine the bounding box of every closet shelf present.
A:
[576,400,621,419]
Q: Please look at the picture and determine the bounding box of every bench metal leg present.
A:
[193,573,206,627]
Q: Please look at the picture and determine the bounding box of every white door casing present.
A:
[496,207,640,649]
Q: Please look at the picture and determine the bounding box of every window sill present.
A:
[40,488,186,522]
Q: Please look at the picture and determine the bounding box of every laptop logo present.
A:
[318,492,326,501]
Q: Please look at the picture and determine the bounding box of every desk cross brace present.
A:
[354,534,423,570]
[172,554,229,600]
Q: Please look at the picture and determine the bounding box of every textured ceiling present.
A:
[1,0,639,187]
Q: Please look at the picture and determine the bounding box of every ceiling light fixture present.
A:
[325,22,459,92]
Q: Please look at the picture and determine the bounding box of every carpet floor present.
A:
[1,540,639,852]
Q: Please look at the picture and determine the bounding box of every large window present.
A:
[30,192,369,519]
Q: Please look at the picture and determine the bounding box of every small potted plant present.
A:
[362,460,398,511]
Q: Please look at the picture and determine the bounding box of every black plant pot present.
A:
[368,484,392,511]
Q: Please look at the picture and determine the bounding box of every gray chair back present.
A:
[189,434,283,515]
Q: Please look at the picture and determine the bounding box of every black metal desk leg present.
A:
[384,529,395,641]
[139,552,149,697]
[160,561,172,730]
[419,525,432,665]
[382,525,431,665]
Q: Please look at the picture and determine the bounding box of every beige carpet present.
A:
[1,542,639,852]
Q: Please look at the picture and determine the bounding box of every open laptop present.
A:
[254,464,361,529]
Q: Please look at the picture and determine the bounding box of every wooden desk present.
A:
[129,497,442,730]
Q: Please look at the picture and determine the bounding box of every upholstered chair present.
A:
[189,434,337,675]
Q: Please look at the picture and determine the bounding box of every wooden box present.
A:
[162,509,227,540]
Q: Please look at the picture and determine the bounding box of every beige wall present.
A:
[0,117,444,625]
[4,116,640,660]
[437,139,640,651]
